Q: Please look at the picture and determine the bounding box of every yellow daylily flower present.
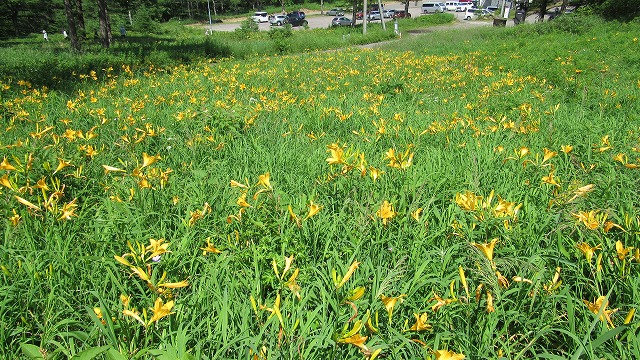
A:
[566,184,595,203]
[433,349,465,360]
[486,290,495,313]
[561,145,573,154]
[141,153,161,168]
[9,209,21,226]
[603,220,624,233]
[339,333,368,351]
[288,205,301,227]
[120,294,131,308]
[0,174,14,190]
[471,238,498,262]
[615,240,633,261]
[130,266,150,282]
[495,271,510,288]
[380,294,406,323]
[230,179,249,188]
[459,266,469,299]
[257,172,272,189]
[544,267,562,293]
[102,165,126,174]
[326,143,345,165]
[159,279,189,289]
[408,312,432,332]
[14,195,41,211]
[575,242,602,263]
[376,200,396,225]
[430,292,455,312]
[572,210,601,230]
[0,157,17,171]
[541,172,560,186]
[583,296,618,328]
[542,148,557,163]
[146,238,170,260]
[306,201,321,219]
[149,297,175,324]
[237,192,251,208]
[201,237,222,255]
[335,261,360,289]
[261,293,284,326]
[281,255,295,279]
[369,167,383,182]
[455,191,479,211]
[53,159,72,174]
[285,268,301,300]
[411,208,423,222]
[58,199,78,221]
[346,286,365,301]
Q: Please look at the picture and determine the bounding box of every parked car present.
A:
[287,13,308,26]
[422,2,444,14]
[445,2,460,11]
[463,7,480,20]
[288,11,305,19]
[270,14,288,26]
[485,5,498,12]
[367,10,382,20]
[252,11,269,23]
[331,16,352,26]
[383,9,396,18]
[327,8,345,16]
[480,9,495,17]
[456,2,472,11]
[393,9,411,18]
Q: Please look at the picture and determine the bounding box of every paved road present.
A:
[202,3,505,33]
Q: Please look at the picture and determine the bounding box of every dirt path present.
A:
[357,18,494,49]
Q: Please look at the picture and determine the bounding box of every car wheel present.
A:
[277,21,282,25]
[302,20,308,26]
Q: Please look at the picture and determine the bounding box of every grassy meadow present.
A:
[1,14,640,360]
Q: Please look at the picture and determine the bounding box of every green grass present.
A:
[1,13,640,359]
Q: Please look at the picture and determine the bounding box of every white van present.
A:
[251,11,269,23]
[422,2,444,13]
[445,2,459,11]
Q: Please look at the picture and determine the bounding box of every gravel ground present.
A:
[199,2,509,33]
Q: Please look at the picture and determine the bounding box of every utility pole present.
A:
[363,0,367,34]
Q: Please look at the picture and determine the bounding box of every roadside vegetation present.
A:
[1,13,640,359]
[0,13,454,91]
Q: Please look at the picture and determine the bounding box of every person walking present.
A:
[42,30,49,41]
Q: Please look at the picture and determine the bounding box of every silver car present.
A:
[327,8,345,16]
[270,14,288,26]
[331,16,352,26]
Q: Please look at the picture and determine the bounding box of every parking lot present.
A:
[202,2,497,32]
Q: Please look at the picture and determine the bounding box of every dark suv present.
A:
[287,12,308,26]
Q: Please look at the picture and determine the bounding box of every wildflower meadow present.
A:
[1,14,640,360]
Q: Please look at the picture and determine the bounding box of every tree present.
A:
[97,0,112,48]
[63,0,81,51]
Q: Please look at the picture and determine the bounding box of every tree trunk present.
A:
[63,0,81,51]
[404,0,409,17]
[538,0,548,21]
[75,0,86,38]
[97,0,112,48]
